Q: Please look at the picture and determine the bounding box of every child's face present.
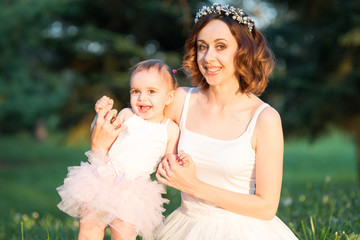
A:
[130,68,174,122]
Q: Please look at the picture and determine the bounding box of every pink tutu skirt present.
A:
[57,150,168,240]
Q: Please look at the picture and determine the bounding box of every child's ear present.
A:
[165,89,175,106]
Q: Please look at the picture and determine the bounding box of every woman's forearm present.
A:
[188,179,278,220]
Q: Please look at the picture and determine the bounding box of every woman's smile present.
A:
[204,65,222,75]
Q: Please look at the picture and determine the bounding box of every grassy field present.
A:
[0,131,359,239]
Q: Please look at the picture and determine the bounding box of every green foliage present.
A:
[0,0,193,134]
[263,0,360,137]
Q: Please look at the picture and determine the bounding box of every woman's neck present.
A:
[204,84,249,109]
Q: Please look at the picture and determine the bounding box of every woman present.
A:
[154,3,298,239]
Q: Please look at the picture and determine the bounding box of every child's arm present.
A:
[156,122,179,178]
[164,120,180,154]
[113,108,134,125]
[164,121,192,167]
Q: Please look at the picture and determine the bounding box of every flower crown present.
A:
[194,3,255,32]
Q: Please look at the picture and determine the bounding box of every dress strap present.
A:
[164,118,171,126]
[245,103,270,138]
[179,88,195,129]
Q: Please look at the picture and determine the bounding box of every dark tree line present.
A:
[0,0,359,178]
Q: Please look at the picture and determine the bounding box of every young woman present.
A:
[57,59,179,240]
[155,3,298,239]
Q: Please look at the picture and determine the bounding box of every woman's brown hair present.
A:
[183,14,275,96]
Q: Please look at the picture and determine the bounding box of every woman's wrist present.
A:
[183,177,204,198]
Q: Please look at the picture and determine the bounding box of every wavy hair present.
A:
[183,14,275,96]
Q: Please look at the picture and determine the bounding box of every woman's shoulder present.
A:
[175,86,193,96]
[244,94,281,130]
[256,104,282,131]
[174,87,200,106]
[166,87,197,124]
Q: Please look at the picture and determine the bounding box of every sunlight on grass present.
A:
[284,130,357,188]
[0,131,359,239]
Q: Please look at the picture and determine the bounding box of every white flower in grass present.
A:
[13,213,21,221]
[325,175,331,183]
[282,197,293,207]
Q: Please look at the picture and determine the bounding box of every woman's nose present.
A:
[204,47,215,62]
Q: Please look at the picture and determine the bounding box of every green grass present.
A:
[0,131,359,239]
[283,131,358,188]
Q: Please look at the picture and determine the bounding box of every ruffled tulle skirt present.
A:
[57,151,168,240]
[155,202,298,240]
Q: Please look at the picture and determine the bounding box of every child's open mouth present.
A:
[139,105,151,112]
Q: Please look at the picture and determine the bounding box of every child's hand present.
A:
[95,95,114,113]
[177,150,191,167]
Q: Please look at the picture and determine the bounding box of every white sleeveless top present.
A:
[178,88,269,209]
[106,114,169,178]
[156,88,298,240]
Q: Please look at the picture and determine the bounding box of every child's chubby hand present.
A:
[177,150,192,167]
[95,95,114,113]
[92,95,123,131]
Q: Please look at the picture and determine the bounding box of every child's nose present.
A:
[138,93,146,100]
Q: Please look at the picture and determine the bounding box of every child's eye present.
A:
[130,89,139,94]
[149,89,156,94]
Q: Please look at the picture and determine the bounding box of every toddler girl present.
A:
[57,59,179,240]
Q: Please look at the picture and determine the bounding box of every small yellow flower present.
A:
[32,212,39,219]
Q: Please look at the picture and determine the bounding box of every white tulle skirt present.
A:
[57,151,168,240]
[156,202,298,240]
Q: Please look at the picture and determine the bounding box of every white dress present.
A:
[156,88,298,240]
[57,114,169,240]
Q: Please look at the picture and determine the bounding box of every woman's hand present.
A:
[156,152,199,195]
[90,96,125,152]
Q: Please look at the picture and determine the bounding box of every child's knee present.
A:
[78,222,105,240]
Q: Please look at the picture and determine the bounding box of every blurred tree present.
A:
[0,0,204,142]
[262,0,360,179]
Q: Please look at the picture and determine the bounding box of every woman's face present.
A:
[196,19,238,87]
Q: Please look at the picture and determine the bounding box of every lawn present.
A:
[0,131,359,239]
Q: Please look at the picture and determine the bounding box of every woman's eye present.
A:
[198,44,207,51]
[216,44,226,50]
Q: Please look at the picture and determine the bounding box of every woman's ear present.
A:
[165,90,176,106]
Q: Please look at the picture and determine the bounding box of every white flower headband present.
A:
[194,3,255,32]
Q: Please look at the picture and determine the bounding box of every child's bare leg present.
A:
[78,213,106,240]
[110,218,137,240]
